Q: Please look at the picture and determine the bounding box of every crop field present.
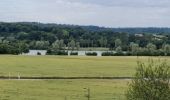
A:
[0,55,169,100]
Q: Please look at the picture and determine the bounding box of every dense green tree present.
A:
[146,43,156,55]
[16,42,29,54]
[76,42,80,50]
[62,30,69,38]
[130,42,139,55]
[115,46,122,53]
[68,40,76,51]
[163,44,170,56]
[99,37,107,47]
[52,40,66,51]
[52,40,60,51]
[17,32,29,40]
[58,39,66,50]
[35,41,50,50]
[115,39,122,48]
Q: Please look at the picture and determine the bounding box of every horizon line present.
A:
[1,21,170,29]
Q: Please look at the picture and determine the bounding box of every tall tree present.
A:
[146,43,156,55]
[68,40,76,51]
[130,42,139,55]
[35,41,49,50]
[115,39,122,48]
[52,40,60,52]
[76,42,80,50]
[163,44,170,55]
[115,46,122,53]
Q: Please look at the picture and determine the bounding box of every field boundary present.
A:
[0,76,134,80]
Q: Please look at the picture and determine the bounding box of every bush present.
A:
[37,52,41,55]
[126,59,170,100]
[102,52,114,56]
[132,49,165,56]
[167,53,170,56]
[47,49,52,54]
[126,52,132,56]
[153,50,165,56]
[55,51,68,55]
[113,52,126,56]
[70,52,78,55]
[102,51,132,56]
[86,52,97,56]
[47,50,68,55]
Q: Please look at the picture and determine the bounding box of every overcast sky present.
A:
[0,0,170,27]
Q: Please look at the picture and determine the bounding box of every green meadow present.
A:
[0,80,128,100]
[0,55,169,100]
[0,55,167,77]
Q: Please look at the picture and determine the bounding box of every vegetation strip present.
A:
[0,76,134,80]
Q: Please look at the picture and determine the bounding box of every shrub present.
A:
[37,52,41,55]
[113,52,126,56]
[102,52,114,56]
[167,53,170,56]
[126,59,170,100]
[86,52,97,56]
[47,50,68,55]
[126,52,132,56]
[102,51,132,56]
[56,51,68,55]
[47,49,52,54]
[136,50,165,56]
[70,52,78,55]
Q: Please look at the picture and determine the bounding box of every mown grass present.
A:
[0,55,169,100]
[0,55,169,77]
[0,79,128,100]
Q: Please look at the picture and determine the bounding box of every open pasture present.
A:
[0,79,128,100]
[0,55,169,77]
[0,56,169,100]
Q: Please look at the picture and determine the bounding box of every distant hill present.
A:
[1,22,170,34]
[82,26,170,34]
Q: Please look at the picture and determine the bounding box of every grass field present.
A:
[0,80,128,100]
[0,55,168,77]
[0,55,169,100]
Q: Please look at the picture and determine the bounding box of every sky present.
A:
[0,0,170,27]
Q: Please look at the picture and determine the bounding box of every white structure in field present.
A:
[22,50,47,55]
[23,50,121,56]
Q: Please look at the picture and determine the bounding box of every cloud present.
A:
[0,0,170,27]
[66,0,170,8]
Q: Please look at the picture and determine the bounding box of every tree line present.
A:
[0,22,170,55]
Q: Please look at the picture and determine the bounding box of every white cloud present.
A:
[0,0,170,27]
